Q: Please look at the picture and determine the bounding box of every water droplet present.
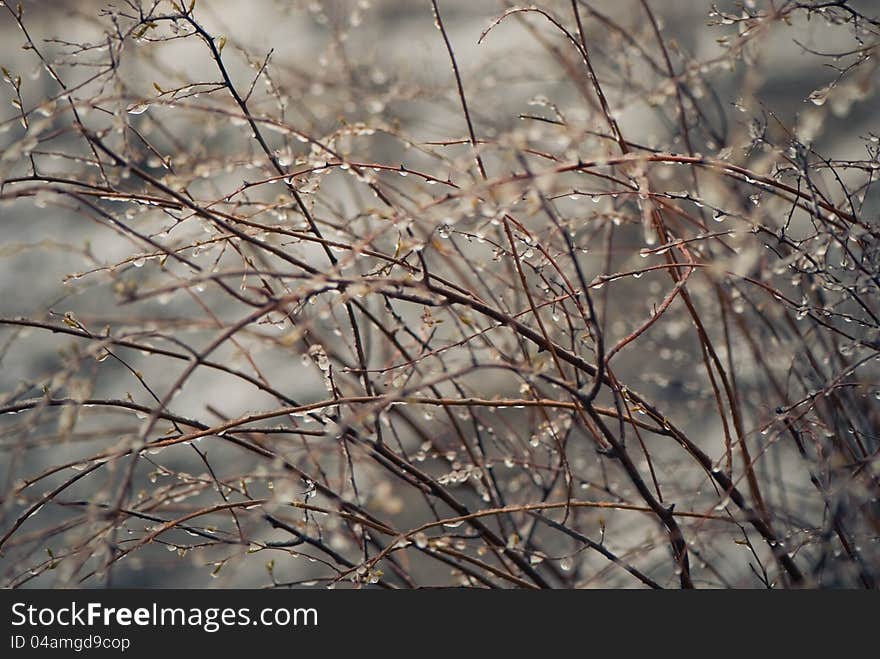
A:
[127,103,149,115]
[808,86,831,106]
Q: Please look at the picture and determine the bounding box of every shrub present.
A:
[1,0,878,588]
